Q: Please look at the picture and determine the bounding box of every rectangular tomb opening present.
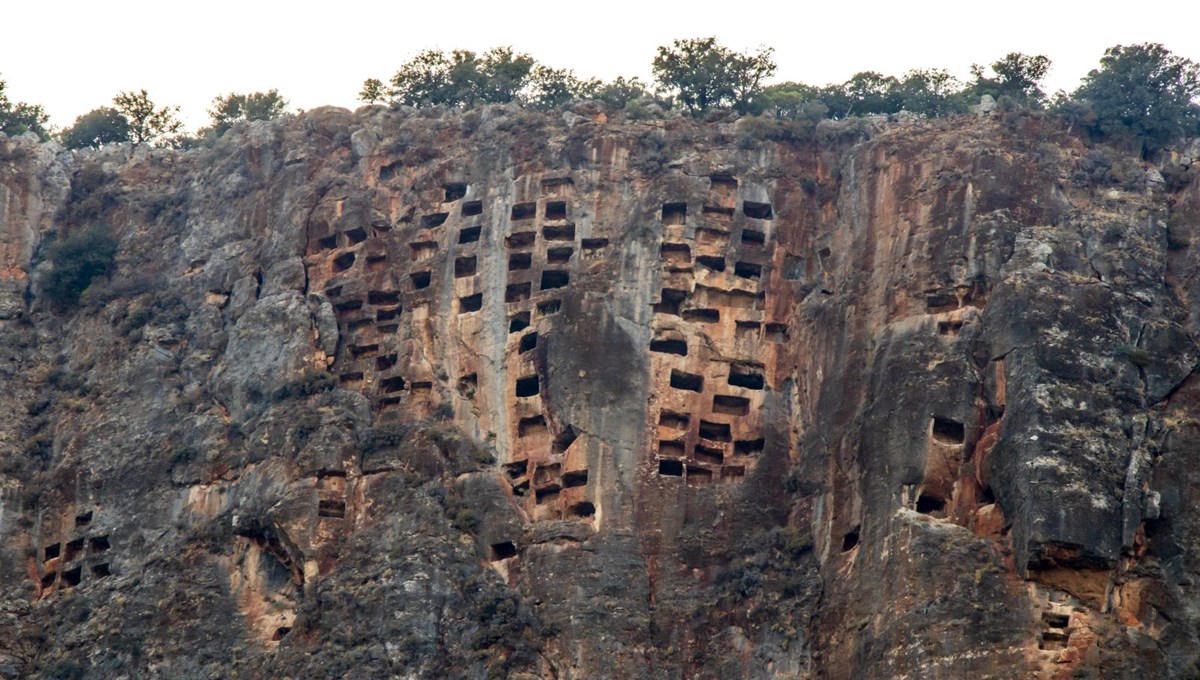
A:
[509,311,531,333]
[509,252,533,271]
[547,246,573,264]
[459,226,482,244]
[713,395,751,416]
[65,538,85,562]
[506,231,536,249]
[318,499,347,518]
[662,202,687,226]
[698,420,732,442]
[459,294,483,313]
[491,542,518,560]
[420,213,449,228]
[511,202,536,221]
[443,183,467,202]
[543,224,576,241]
[454,256,477,278]
[410,271,432,289]
[670,370,703,392]
[658,458,684,476]
[694,444,725,465]
[519,332,538,353]
[686,466,714,485]
[515,375,540,397]
[659,410,691,430]
[62,567,82,588]
[650,337,688,356]
[743,201,774,219]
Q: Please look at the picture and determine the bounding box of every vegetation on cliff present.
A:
[5,38,1196,158]
[358,38,1199,156]
[0,76,49,140]
[40,225,117,308]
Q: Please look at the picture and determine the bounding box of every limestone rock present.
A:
[0,109,1198,679]
[974,94,997,116]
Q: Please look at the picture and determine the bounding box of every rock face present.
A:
[1,106,1199,679]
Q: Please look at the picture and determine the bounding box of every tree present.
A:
[970,53,1051,107]
[207,90,289,136]
[359,78,386,104]
[762,82,823,120]
[0,76,49,139]
[894,69,968,117]
[591,77,649,109]
[386,49,467,106]
[725,44,778,114]
[60,107,130,149]
[377,47,537,108]
[474,47,536,104]
[1072,43,1200,156]
[652,37,776,114]
[525,66,590,110]
[825,72,903,118]
[112,90,183,147]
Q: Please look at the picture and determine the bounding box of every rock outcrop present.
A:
[0,105,1198,679]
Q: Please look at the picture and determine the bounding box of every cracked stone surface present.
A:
[0,107,1199,678]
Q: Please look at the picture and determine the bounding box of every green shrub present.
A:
[368,422,409,451]
[41,225,118,308]
[60,107,130,149]
[445,493,480,534]
[0,77,50,139]
[1072,43,1200,157]
[270,369,335,401]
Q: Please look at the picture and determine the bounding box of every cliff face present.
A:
[0,105,1198,679]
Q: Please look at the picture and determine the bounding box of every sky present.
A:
[3,0,1199,131]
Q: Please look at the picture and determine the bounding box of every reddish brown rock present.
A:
[0,109,1197,678]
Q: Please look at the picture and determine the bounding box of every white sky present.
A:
[3,0,1199,131]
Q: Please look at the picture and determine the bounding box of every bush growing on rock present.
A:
[270,369,336,401]
[41,225,118,308]
[204,89,289,138]
[1072,43,1200,157]
[60,107,130,149]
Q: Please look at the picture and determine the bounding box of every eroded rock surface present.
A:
[0,107,1198,679]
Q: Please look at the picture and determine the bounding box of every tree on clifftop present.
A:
[652,37,776,114]
[0,76,49,139]
[893,68,968,117]
[206,90,289,137]
[60,107,131,149]
[113,89,183,147]
[359,78,386,104]
[969,53,1052,107]
[372,47,537,108]
[1072,43,1200,156]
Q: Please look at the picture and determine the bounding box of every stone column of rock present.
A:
[0,138,68,320]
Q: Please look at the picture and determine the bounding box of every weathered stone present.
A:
[974,94,997,116]
[0,110,1197,679]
